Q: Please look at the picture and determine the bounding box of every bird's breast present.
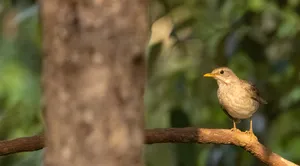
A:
[217,85,259,119]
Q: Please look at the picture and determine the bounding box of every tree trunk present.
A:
[40,0,148,166]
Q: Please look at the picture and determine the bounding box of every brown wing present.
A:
[241,80,267,104]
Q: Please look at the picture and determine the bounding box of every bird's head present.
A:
[203,67,239,85]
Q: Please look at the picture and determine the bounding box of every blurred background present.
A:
[0,0,42,166]
[0,0,299,166]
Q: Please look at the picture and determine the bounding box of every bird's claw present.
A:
[245,130,258,141]
[230,128,241,132]
[245,130,252,134]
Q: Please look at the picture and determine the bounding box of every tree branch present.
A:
[0,128,297,166]
[145,128,298,166]
[0,134,44,156]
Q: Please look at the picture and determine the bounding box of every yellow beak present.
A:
[203,73,215,77]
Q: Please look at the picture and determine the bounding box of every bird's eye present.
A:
[220,70,224,74]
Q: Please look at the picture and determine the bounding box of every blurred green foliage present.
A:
[0,0,42,166]
[146,0,300,165]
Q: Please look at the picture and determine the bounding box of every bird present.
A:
[203,67,267,134]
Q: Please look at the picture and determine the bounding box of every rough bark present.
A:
[40,0,148,166]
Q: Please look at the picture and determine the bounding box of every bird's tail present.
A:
[258,96,268,104]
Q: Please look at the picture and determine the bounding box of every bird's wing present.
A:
[241,80,267,104]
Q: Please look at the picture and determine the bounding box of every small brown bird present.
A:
[203,67,267,133]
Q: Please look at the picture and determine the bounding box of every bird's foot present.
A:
[230,128,241,132]
[245,130,258,141]
[245,130,254,135]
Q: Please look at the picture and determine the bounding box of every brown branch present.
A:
[0,134,44,156]
[145,128,298,166]
[0,128,298,166]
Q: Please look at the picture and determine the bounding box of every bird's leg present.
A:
[231,121,238,132]
[233,121,236,129]
[245,118,257,140]
[245,118,253,134]
[249,118,253,133]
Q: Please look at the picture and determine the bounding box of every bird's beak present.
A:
[203,73,215,78]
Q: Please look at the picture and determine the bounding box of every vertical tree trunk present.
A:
[40,0,148,166]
